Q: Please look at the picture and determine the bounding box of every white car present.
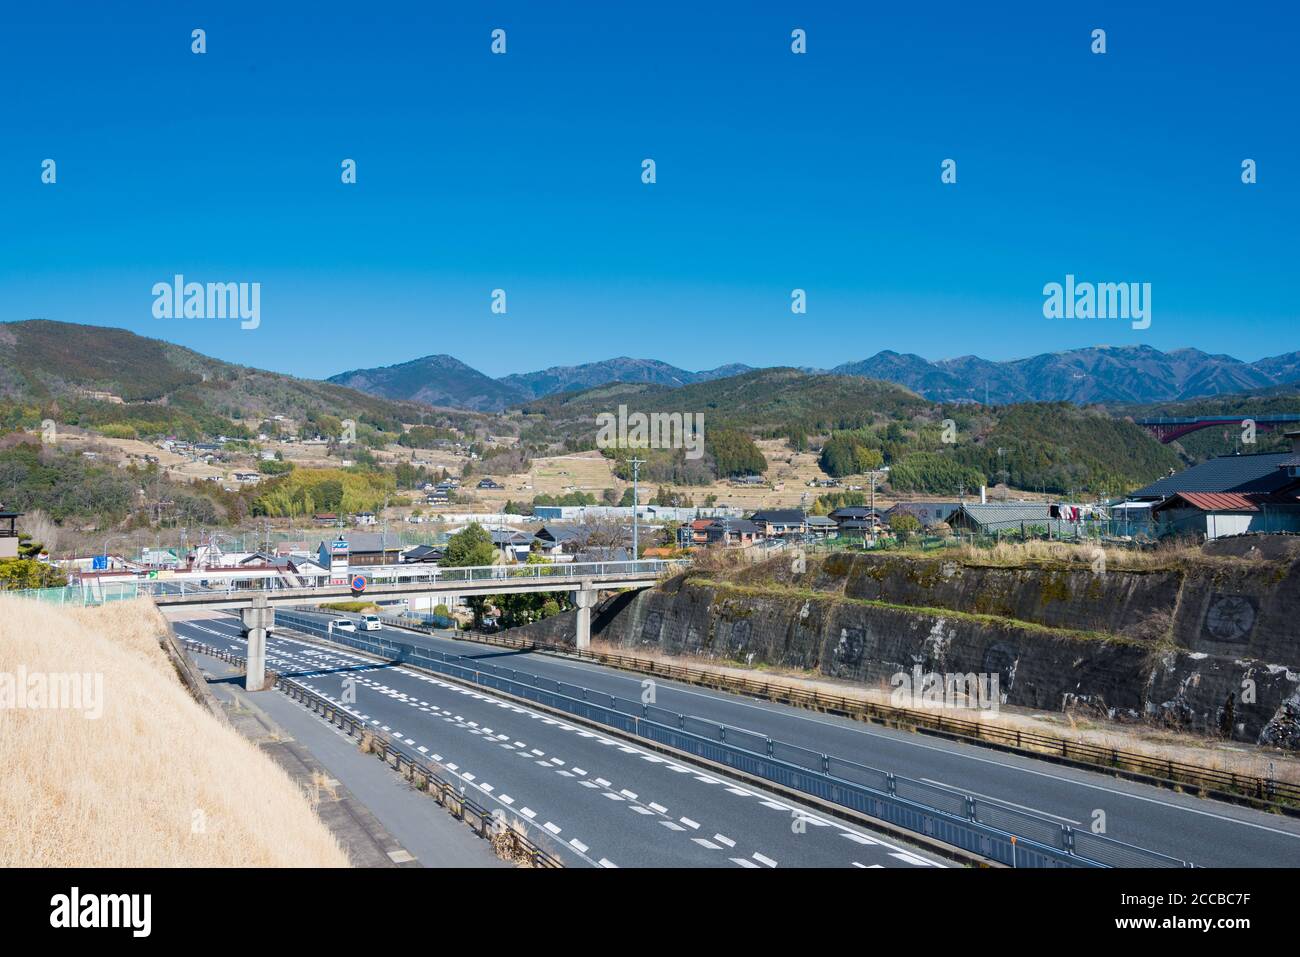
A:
[331,618,356,632]
[361,614,383,631]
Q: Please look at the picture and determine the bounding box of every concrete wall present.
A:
[515,546,1300,748]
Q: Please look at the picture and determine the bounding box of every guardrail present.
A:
[368,612,1299,814]
[180,638,564,868]
[274,611,1192,869]
[2,560,685,606]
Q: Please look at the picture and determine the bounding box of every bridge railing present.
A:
[128,559,684,599]
[271,611,1192,870]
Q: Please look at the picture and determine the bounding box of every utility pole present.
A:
[629,457,645,561]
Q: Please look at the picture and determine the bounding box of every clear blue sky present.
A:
[1,1,1295,378]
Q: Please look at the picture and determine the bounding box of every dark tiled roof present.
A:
[749,509,806,523]
[1129,453,1294,498]
[828,507,882,519]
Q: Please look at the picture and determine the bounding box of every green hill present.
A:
[0,320,467,440]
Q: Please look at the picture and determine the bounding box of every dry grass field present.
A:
[0,597,349,867]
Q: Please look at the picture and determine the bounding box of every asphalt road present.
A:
[172,615,948,869]
[273,609,1300,868]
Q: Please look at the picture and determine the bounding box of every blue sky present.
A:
[1,1,1296,378]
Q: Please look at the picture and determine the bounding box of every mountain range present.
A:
[327,355,754,412]
[330,345,1300,410]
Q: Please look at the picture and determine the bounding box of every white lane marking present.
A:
[520,807,537,819]
[752,852,778,868]
[714,834,735,847]
[692,838,721,849]
[595,778,612,787]
[620,789,638,799]
[726,788,754,797]
[502,649,1300,841]
[598,858,618,868]
[544,822,562,835]
[570,839,589,853]
[679,817,700,829]
[499,795,514,805]
[731,857,759,868]
[630,807,654,815]
[890,851,938,867]
[659,821,685,831]
[648,802,668,814]
[842,833,877,845]
[603,793,625,801]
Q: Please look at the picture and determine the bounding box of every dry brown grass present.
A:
[0,597,349,867]
[950,538,1255,571]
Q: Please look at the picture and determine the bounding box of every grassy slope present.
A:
[0,598,348,866]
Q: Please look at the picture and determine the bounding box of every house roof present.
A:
[709,518,761,533]
[330,533,402,553]
[805,516,838,526]
[828,506,880,519]
[1129,452,1296,498]
[403,544,443,557]
[535,524,585,542]
[951,503,1066,529]
[1154,492,1259,513]
[749,509,806,523]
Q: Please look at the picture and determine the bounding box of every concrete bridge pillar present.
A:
[241,596,274,691]
[573,586,598,651]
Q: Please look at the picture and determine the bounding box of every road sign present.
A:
[92,555,108,570]
[350,574,367,593]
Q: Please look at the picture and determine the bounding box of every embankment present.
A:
[0,597,349,866]
[515,541,1300,749]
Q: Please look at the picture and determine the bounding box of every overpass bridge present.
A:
[1135,413,1300,444]
[147,559,682,689]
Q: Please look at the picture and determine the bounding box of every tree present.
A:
[891,512,921,541]
[0,558,66,590]
[441,523,495,568]
[440,523,496,627]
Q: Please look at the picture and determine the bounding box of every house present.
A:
[425,489,450,506]
[828,506,885,536]
[490,529,535,563]
[532,524,586,559]
[805,515,839,538]
[948,503,1073,537]
[318,533,402,568]
[402,544,445,564]
[313,512,339,526]
[1125,432,1300,540]
[886,502,962,528]
[0,511,21,559]
[354,511,378,526]
[729,474,766,486]
[477,478,504,490]
[749,509,807,537]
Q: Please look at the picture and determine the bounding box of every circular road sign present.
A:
[350,574,368,593]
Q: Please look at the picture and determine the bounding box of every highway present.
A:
[171,614,949,869]
[263,608,1300,868]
